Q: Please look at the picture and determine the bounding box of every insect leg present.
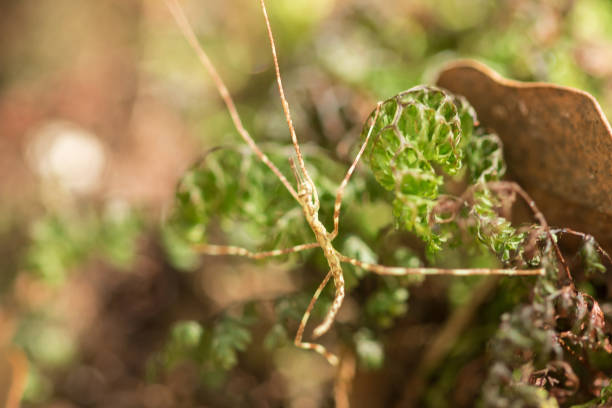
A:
[165,0,299,202]
[329,102,382,241]
[193,242,319,260]
[259,0,315,195]
[338,254,545,276]
[312,266,345,339]
[294,270,340,366]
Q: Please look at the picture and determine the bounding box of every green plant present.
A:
[165,0,544,367]
[161,0,612,406]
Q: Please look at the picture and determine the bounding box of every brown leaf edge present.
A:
[436,59,612,253]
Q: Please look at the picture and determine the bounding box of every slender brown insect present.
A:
[165,0,544,366]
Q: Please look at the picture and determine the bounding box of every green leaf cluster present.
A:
[361,86,472,252]
[26,207,142,284]
[166,146,356,268]
[150,311,256,385]
[361,85,520,260]
[465,131,506,183]
[470,189,526,263]
[168,148,302,247]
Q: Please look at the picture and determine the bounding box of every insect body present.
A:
[288,158,344,364]
[165,0,545,366]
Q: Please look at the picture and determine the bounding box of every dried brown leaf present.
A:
[436,60,612,252]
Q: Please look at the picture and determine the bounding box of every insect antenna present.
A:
[164,0,299,202]
[259,0,319,207]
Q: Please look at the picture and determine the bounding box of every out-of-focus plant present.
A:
[9,203,144,403]
[149,308,256,388]
[26,204,142,285]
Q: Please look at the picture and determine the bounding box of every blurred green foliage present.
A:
[26,205,142,285]
[354,328,384,370]
[149,308,256,387]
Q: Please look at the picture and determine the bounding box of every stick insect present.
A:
[165,0,545,366]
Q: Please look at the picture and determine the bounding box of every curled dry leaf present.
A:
[553,285,612,353]
[529,361,579,404]
[436,60,612,253]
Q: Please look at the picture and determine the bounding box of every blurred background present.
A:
[1,0,612,407]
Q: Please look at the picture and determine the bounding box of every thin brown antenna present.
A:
[259,0,314,190]
[165,0,299,202]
